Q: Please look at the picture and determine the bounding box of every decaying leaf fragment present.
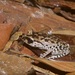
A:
[28,57,75,72]
[0,51,32,75]
[66,72,75,75]
[3,31,23,52]
[52,30,75,36]
[0,51,58,75]
[32,65,57,75]
[24,0,75,21]
[12,0,25,3]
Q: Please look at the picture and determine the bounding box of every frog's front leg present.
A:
[40,50,52,58]
[2,31,23,52]
[47,55,58,60]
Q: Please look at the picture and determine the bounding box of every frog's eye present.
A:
[22,37,34,44]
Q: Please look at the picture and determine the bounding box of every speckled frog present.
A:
[3,30,70,60]
[18,30,70,59]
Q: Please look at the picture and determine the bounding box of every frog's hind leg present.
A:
[47,54,61,60]
[46,49,70,60]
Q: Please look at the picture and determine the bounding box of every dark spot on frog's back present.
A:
[44,39,49,42]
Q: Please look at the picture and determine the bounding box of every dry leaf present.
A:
[0,52,32,75]
[13,0,25,3]
[0,23,14,50]
[32,65,56,75]
[66,72,75,75]
[30,57,75,72]
[52,30,75,36]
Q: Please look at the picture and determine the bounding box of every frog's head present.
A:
[19,30,44,48]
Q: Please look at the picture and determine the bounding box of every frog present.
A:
[3,30,70,59]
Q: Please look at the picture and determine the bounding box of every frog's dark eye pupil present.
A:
[24,37,33,43]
